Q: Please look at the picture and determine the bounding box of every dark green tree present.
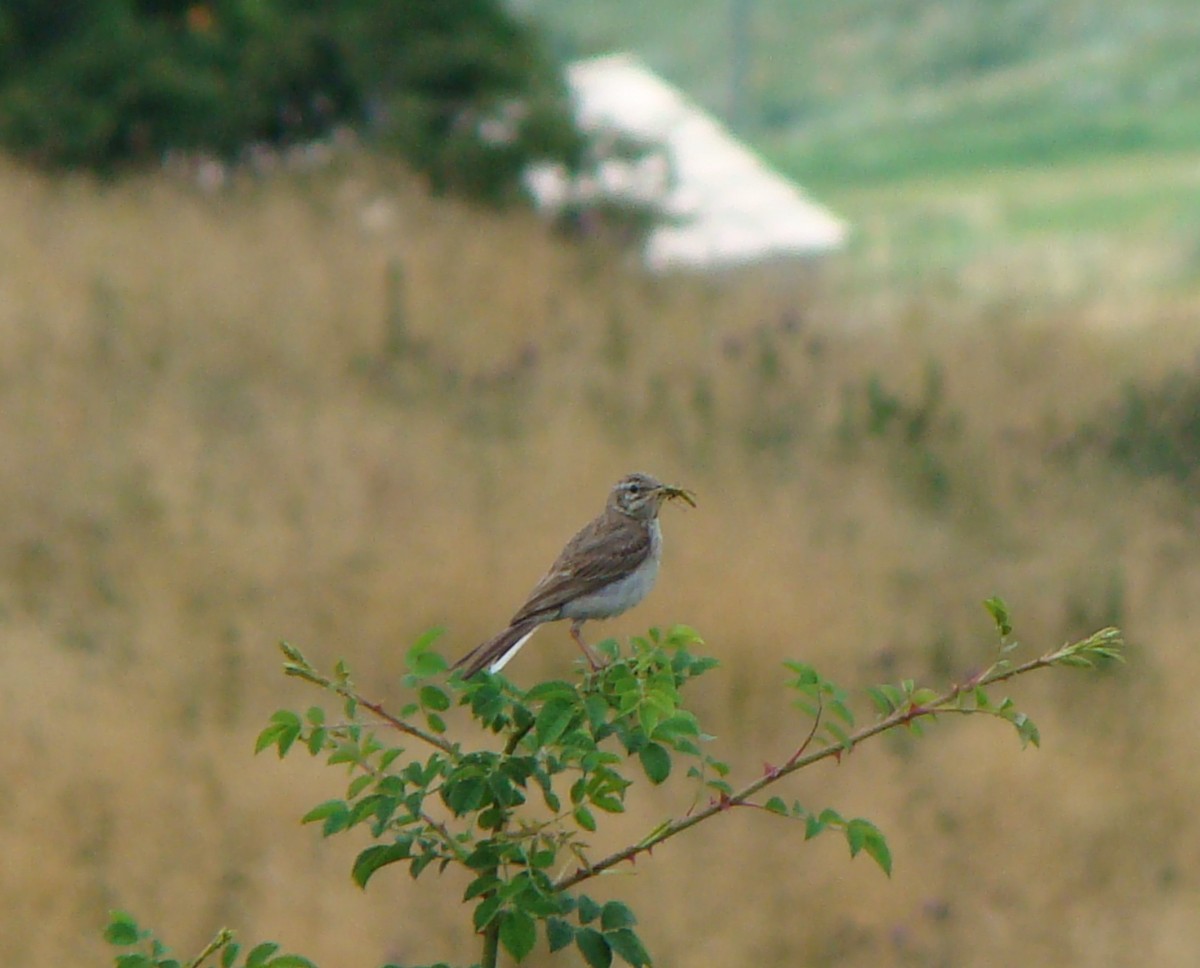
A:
[0,0,582,201]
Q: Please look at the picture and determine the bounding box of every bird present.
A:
[452,472,695,678]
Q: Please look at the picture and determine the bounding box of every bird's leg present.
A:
[570,621,604,670]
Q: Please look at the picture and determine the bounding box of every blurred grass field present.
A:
[3,149,1200,967]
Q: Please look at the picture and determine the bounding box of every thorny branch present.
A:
[553,630,1121,891]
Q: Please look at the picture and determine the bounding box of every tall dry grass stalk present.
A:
[1,153,1198,966]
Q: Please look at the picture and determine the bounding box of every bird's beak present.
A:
[657,484,697,508]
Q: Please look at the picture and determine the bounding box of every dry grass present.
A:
[2,152,1199,967]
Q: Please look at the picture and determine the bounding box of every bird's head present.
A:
[610,472,696,520]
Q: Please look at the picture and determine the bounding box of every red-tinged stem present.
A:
[784,698,824,770]
[554,649,1062,892]
[340,686,456,755]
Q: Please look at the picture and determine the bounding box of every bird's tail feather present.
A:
[452,619,541,678]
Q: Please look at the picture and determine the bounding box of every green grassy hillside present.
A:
[522,0,1200,183]
[521,0,1200,319]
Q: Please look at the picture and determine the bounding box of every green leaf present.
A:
[301,799,346,823]
[255,710,302,756]
[246,942,280,968]
[576,928,613,968]
[465,842,500,871]
[846,819,867,854]
[866,686,896,714]
[583,693,610,732]
[473,894,504,932]
[573,805,597,831]
[351,840,412,888]
[547,917,575,953]
[637,742,671,784]
[425,712,447,734]
[104,911,142,946]
[419,685,451,712]
[792,698,819,719]
[605,927,651,967]
[301,800,350,836]
[825,721,852,749]
[347,772,375,800]
[115,956,154,968]
[1013,712,1041,748]
[304,726,326,756]
[829,699,855,726]
[577,895,602,924]
[463,874,501,901]
[590,791,625,814]
[705,755,730,777]
[279,640,308,665]
[843,818,892,875]
[636,699,663,738]
[596,636,621,661]
[524,680,577,703]
[600,901,637,931]
[863,827,893,876]
[804,813,824,839]
[328,741,362,767]
[664,622,703,647]
[536,698,577,747]
[221,942,241,968]
[764,796,788,816]
[500,909,537,963]
[474,804,504,830]
[652,712,700,742]
[488,772,525,808]
[983,596,1012,637]
[910,687,938,706]
[264,956,318,968]
[443,776,487,816]
[406,629,447,676]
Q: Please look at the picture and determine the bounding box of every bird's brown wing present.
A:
[510,509,651,624]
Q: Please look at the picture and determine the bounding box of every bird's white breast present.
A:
[562,519,662,621]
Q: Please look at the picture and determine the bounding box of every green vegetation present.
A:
[106,616,1119,967]
[524,0,1200,182]
[0,0,579,200]
[523,0,1200,311]
[1073,360,1200,483]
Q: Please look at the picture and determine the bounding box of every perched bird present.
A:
[452,472,695,678]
